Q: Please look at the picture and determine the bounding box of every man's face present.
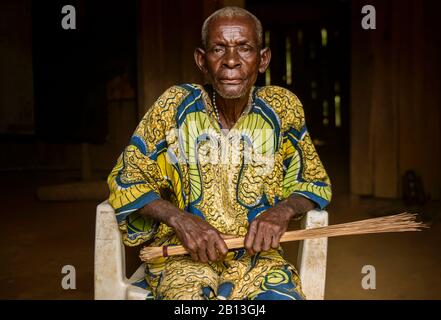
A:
[195,16,270,99]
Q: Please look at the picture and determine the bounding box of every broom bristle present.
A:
[139,212,428,262]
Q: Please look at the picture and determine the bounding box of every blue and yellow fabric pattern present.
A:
[107,84,331,299]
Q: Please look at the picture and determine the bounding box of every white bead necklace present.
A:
[211,89,254,127]
[212,90,221,125]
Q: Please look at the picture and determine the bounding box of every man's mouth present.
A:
[219,79,243,85]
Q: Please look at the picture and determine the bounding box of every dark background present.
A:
[1,0,440,299]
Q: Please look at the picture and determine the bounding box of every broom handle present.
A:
[140,213,425,261]
[141,222,415,260]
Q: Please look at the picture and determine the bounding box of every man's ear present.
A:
[258,47,271,73]
[194,48,208,74]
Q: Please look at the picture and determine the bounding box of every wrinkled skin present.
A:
[194,16,270,99]
[169,212,229,263]
[194,15,271,129]
[139,199,228,263]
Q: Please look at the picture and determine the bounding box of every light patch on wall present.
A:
[297,29,303,46]
[335,95,341,127]
[265,30,271,86]
[285,36,292,85]
[321,28,328,47]
[322,100,329,126]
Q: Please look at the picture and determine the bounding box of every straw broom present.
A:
[139,213,428,262]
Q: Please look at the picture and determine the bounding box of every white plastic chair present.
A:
[94,200,328,300]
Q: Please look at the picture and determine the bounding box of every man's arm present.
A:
[244,194,314,255]
[138,199,228,263]
[243,91,332,256]
[108,86,228,257]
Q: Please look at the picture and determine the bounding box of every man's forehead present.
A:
[208,16,257,42]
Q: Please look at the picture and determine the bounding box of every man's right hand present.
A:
[168,213,228,263]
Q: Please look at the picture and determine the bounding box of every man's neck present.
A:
[215,90,251,129]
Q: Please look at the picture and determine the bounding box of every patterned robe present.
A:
[107,84,332,300]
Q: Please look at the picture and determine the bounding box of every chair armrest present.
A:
[94,200,128,299]
[297,209,328,300]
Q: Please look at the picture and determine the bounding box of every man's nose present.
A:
[222,47,241,69]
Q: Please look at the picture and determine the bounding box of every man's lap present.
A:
[145,249,305,300]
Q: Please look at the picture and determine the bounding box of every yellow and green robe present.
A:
[107,84,332,300]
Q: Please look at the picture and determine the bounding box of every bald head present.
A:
[201,7,263,49]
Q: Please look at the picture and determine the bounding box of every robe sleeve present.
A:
[107,87,178,246]
[281,96,332,209]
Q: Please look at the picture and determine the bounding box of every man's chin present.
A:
[218,92,245,99]
[214,84,248,99]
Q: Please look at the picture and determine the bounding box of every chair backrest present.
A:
[297,210,328,300]
[95,201,128,299]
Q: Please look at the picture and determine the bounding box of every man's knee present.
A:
[155,257,218,300]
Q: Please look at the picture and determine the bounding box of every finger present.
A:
[206,240,219,262]
[215,238,229,259]
[252,224,265,253]
[185,240,199,262]
[271,233,280,249]
[197,242,209,263]
[189,251,199,262]
[244,222,257,255]
[262,233,272,251]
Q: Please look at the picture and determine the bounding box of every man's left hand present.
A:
[244,203,294,256]
[244,195,315,256]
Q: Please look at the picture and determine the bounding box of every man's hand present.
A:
[244,195,315,256]
[244,204,293,256]
[139,199,228,263]
[168,213,228,263]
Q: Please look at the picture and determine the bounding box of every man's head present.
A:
[195,7,271,99]
[201,7,263,49]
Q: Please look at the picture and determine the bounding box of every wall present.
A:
[350,0,441,199]
[137,0,245,117]
[0,0,34,134]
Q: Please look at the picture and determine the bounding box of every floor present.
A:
[1,147,440,300]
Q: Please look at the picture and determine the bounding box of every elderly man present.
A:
[107,7,331,300]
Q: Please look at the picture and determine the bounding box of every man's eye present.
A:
[212,47,225,54]
[238,45,252,53]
